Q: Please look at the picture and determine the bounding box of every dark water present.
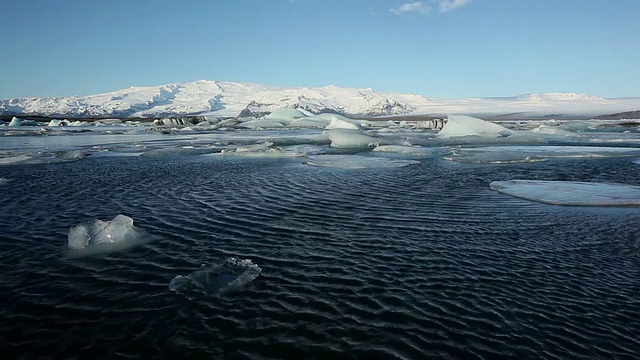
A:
[1,155,639,359]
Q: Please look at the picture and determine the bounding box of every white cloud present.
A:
[439,0,474,13]
[390,2,430,15]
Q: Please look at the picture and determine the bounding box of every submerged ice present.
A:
[490,180,640,206]
[305,155,420,169]
[169,258,261,296]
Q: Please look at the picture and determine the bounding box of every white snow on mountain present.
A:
[1,80,639,118]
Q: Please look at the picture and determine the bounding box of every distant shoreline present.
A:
[2,109,640,123]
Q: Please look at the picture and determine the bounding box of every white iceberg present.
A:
[220,142,306,157]
[237,118,286,128]
[437,115,513,139]
[67,214,149,255]
[305,155,419,169]
[47,119,71,127]
[490,180,640,206]
[264,108,308,124]
[324,129,380,148]
[8,117,40,127]
[169,258,261,296]
[324,116,361,130]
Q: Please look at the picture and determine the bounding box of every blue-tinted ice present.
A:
[169,258,261,296]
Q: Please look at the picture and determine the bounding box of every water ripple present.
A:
[0,155,639,358]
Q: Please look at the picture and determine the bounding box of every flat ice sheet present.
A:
[446,145,640,164]
[490,180,640,206]
[305,155,419,169]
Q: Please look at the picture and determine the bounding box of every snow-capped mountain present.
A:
[1,80,639,118]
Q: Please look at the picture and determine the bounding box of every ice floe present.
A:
[324,129,380,148]
[372,145,450,157]
[437,115,513,139]
[220,142,307,157]
[305,155,419,169]
[490,180,640,206]
[445,146,640,164]
[169,258,261,296]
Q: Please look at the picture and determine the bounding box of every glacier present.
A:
[169,258,261,296]
[490,180,640,206]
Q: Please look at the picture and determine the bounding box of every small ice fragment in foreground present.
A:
[169,258,261,296]
[305,155,419,169]
[490,180,640,206]
[68,214,141,250]
[437,115,512,138]
[0,178,9,185]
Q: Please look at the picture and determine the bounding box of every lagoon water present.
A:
[1,124,640,359]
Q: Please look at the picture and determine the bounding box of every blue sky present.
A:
[1,0,639,99]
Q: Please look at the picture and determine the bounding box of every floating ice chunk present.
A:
[445,145,640,164]
[221,142,306,157]
[490,180,640,206]
[237,118,286,128]
[0,178,9,185]
[0,155,32,165]
[531,124,577,137]
[141,147,211,157]
[324,116,361,130]
[265,108,308,122]
[437,115,513,139]
[8,117,40,127]
[634,159,640,165]
[324,129,380,148]
[305,155,419,169]
[373,145,450,157]
[67,214,146,254]
[47,119,71,127]
[287,117,329,128]
[169,258,261,296]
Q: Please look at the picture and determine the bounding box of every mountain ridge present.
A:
[2,80,639,118]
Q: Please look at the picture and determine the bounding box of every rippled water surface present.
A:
[1,147,640,359]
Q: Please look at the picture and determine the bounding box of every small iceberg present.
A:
[437,115,513,139]
[490,180,640,206]
[324,129,380,149]
[305,155,419,169]
[67,214,150,256]
[220,142,307,157]
[169,258,261,296]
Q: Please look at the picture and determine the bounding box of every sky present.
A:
[1,0,639,99]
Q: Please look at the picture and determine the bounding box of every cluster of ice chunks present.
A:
[169,258,262,296]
